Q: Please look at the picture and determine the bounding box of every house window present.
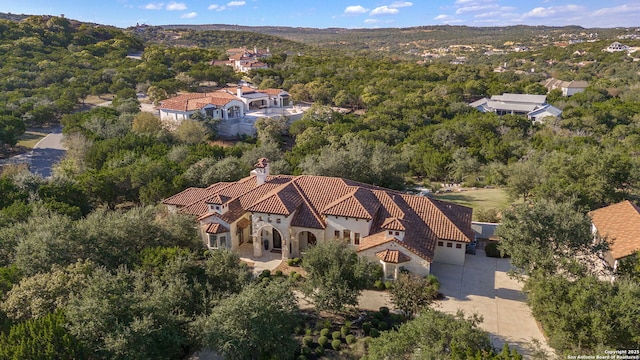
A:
[219,236,227,249]
[354,233,360,245]
[215,206,220,210]
[447,243,453,248]
[258,216,263,221]
[205,107,215,117]
[395,231,400,236]
[343,229,351,243]
[438,241,443,247]
[334,230,340,239]
[456,244,462,249]
[388,231,393,235]
[276,218,281,224]
[208,234,217,248]
[268,217,272,223]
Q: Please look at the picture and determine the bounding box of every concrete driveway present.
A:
[430,250,555,359]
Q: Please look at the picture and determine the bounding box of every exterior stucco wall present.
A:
[433,240,466,266]
[358,241,431,277]
[325,216,372,246]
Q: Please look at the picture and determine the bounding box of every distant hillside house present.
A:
[158,86,293,137]
[213,46,271,73]
[541,78,588,97]
[162,159,475,279]
[469,93,562,123]
[605,41,630,52]
[589,200,640,277]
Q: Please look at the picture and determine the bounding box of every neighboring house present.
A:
[589,200,640,276]
[157,86,291,136]
[469,93,562,122]
[221,46,271,73]
[605,41,630,52]
[541,78,588,97]
[163,159,475,279]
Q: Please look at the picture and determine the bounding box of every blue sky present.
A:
[4,0,640,28]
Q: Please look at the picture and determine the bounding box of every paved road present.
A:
[29,128,66,178]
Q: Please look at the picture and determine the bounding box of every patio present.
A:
[237,242,283,274]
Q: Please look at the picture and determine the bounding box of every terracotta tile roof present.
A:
[260,88,287,96]
[159,92,240,111]
[203,223,229,234]
[206,194,230,205]
[162,187,211,207]
[381,217,408,231]
[322,188,380,220]
[589,200,640,260]
[247,183,303,216]
[376,249,411,264]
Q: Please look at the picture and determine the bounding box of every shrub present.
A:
[345,320,352,328]
[303,336,313,347]
[293,257,302,266]
[261,276,270,284]
[292,273,302,281]
[377,321,388,331]
[259,269,271,278]
[425,274,440,291]
[315,346,324,356]
[287,259,295,266]
[295,326,304,335]
[346,334,356,345]
[374,311,384,321]
[300,344,311,356]
[320,328,330,337]
[332,331,341,340]
[379,306,390,317]
[384,281,393,290]
[340,326,349,338]
[297,355,307,360]
[318,336,329,348]
[370,328,380,338]
[331,339,341,351]
[275,270,283,277]
[374,280,384,290]
[305,328,312,336]
[371,318,380,328]
[362,322,372,335]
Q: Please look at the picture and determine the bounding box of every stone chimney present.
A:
[237,85,243,98]
[251,158,270,185]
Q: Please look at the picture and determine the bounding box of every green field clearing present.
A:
[433,188,514,215]
[16,131,48,149]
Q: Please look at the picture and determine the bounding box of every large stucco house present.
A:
[541,78,588,97]
[158,86,292,137]
[589,200,640,277]
[163,159,475,279]
[469,93,562,123]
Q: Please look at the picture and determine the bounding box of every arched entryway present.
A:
[260,227,284,251]
[298,231,317,252]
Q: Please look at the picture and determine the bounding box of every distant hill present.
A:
[0,12,31,22]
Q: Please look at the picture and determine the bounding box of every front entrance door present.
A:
[273,230,282,249]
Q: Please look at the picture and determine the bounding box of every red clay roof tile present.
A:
[589,200,640,260]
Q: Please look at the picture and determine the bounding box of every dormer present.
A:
[381,217,408,241]
[206,194,230,215]
[250,158,270,185]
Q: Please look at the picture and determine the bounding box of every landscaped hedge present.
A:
[331,339,341,351]
[318,336,329,348]
[346,334,356,345]
[320,328,330,337]
[332,331,341,340]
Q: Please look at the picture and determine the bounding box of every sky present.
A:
[3,0,640,29]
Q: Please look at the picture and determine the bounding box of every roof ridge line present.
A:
[291,179,326,227]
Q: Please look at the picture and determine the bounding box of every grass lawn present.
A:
[16,130,48,149]
[433,188,515,215]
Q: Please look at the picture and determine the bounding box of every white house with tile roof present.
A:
[589,200,640,276]
[469,93,562,122]
[163,159,475,279]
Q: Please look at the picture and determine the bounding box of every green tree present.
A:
[364,309,512,359]
[0,115,26,147]
[198,281,300,360]
[389,273,440,318]
[495,199,604,277]
[0,310,87,360]
[175,119,208,144]
[132,112,163,134]
[301,239,378,312]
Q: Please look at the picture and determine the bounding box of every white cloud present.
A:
[344,5,368,15]
[522,5,583,19]
[208,4,220,10]
[166,2,187,10]
[456,4,498,14]
[144,2,164,10]
[181,11,197,18]
[454,0,475,4]
[364,18,379,23]
[390,1,413,8]
[434,14,452,20]
[370,6,399,16]
[227,1,246,6]
[592,3,640,16]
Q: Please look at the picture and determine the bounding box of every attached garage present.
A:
[433,240,466,266]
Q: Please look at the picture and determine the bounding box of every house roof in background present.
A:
[589,200,640,260]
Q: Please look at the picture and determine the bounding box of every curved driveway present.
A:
[29,128,66,178]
